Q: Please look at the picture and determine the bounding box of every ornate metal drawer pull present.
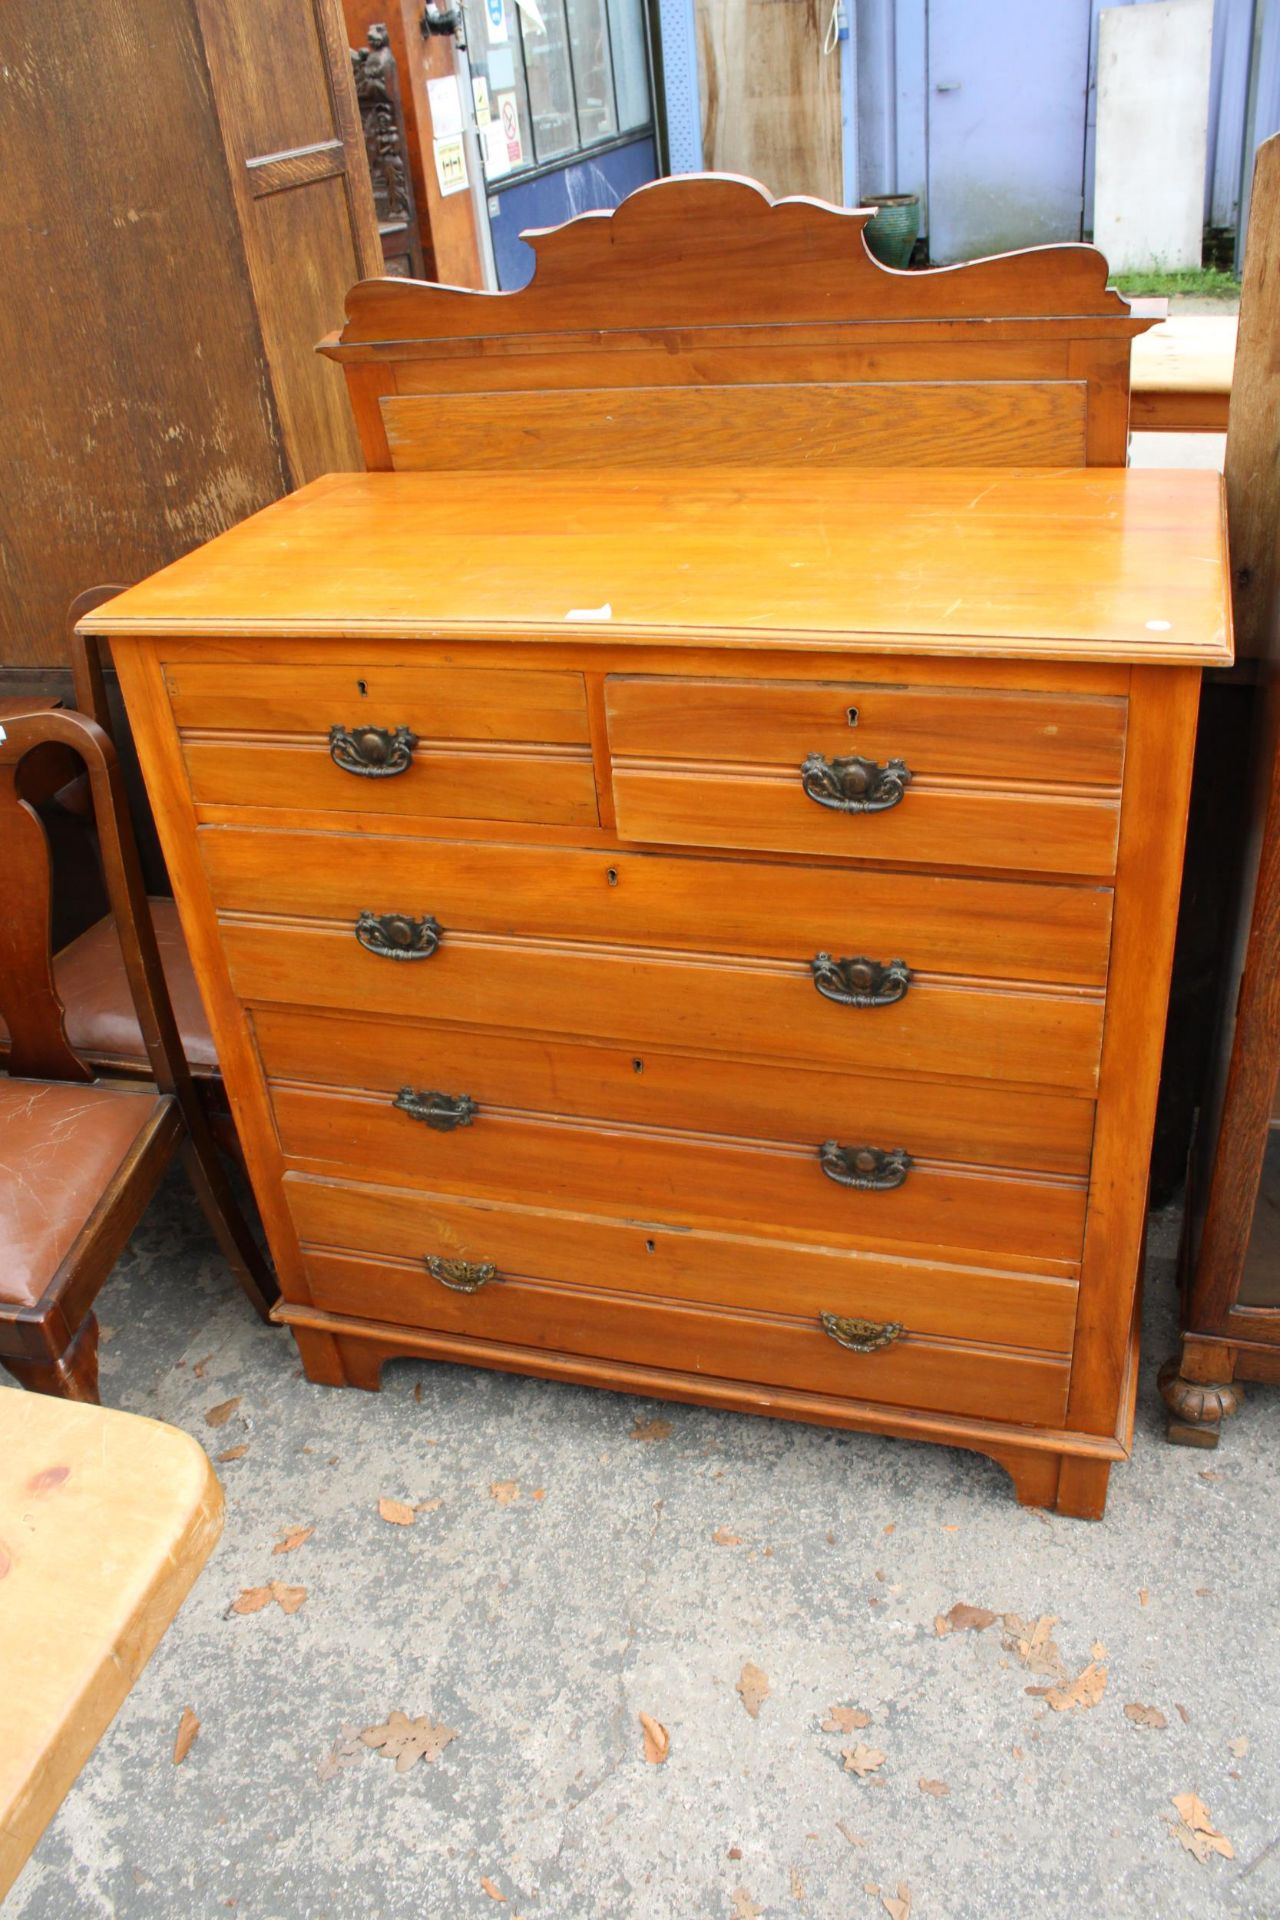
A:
[819,1141,912,1190]
[812,953,911,1008]
[801,751,912,813]
[355,911,441,960]
[820,1312,903,1352]
[393,1087,477,1131]
[329,723,419,777]
[426,1255,496,1293]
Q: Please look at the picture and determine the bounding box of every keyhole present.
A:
[846,706,859,727]
[357,679,368,697]
[644,1239,656,1253]
[607,867,619,887]
[632,1058,644,1073]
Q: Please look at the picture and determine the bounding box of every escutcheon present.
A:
[329,723,419,776]
[819,1141,912,1190]
[355,911,442,960]
[811,953,911,1007]
[800,751,912,812]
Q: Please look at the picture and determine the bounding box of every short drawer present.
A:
[285,1171,1080,1352]
[254,1005,1096,1177]
[226,919,1105,1093]
[605,674,1124,876]
[297,1245,1072,1426]
[200,827,1115,988]
[271,1081,1088,1268]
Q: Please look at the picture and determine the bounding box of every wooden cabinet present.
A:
[89,179,1231,1518]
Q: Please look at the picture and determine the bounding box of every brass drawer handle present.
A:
[329,723,419,777]
[394,1087,477,1131]
[426,1255,496,1292]
[355,911,441,960]
[812,953,911,1007]
[819,1140,912,1190]
[820,1312,903,1352]
[801,751,912,813]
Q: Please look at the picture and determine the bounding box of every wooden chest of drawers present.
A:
[91,182,1232,1517]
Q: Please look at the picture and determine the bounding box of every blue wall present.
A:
[488,137,659,289]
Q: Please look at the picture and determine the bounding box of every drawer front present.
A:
[164,661,592,745]
[271,1082,1088,1267]
[299,1246,1072,1426]
[181,739,599,829]
[605,675,1123,876]
[254,1005,1096,1177]
[605,675,1128,785]
[285,1171,1081,1353]
[201,827,1114,988]
[226,920,1105,1092]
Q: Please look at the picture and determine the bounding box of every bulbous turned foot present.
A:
[1158,1357,1244,1448]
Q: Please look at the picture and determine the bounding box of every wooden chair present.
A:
[0,704,277,1401]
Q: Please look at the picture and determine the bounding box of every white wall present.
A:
[1093,0,1214,272]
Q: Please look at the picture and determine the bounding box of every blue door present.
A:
[926,0,1092,262]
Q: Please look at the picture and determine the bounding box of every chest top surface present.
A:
[91,465,1231,666]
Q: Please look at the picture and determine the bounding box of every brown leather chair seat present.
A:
[0,899,218,1073]
[0,1080,171,1308]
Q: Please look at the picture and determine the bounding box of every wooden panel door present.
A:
[696,0,842,203]
[195,0,384,482]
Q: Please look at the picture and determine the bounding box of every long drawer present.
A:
[226,918,1105,1092]
[299,1247,1072,1426]
[200,828,1115,987]
[270,1081,1088,1267]
[252,1005,1095,1176]
[605,675,1124,876]
[284,1170,1081,1352]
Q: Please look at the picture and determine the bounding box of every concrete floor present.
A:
[8,1180,1279,1920]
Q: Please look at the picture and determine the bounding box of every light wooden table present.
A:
[1131,313,1238,431]
[0,1390,223,1899]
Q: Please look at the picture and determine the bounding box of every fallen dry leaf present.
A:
[731,1890,763,1920]
[1045,1661,1107,1712]
[361,1710,457,1773]
[417,1498,443,1513]
[317,1724,365,1782]
[1091,1641,1108,1661]
[1176,1703,1191,1724]
[790,1865,806,1900]
[841,1743,886,1779]
[882,1886,912,1920]
[191,1354,212,1378]
[217,1446,248,1463]
[822,1706,871,1734]
[378,1498,416,1527]
[1170,1792,1234,1864]
[173,1707,200,1764]
[1139,1588,1150,1607]
[231,1581,306,1617]
[480,1878,505,1901]
[639,1712,669,1764]
[1124,1702,1167,1729]
[204,1397,240,1429]
[1228,1735,1249,1758]
[490,1482,520,1505]
[736,1662,769,1719]
[935,1602,996,1636]
[529,1488,546,1501]
[918,1778,949,1797]
[712,1527,744,1547]
[273,1526,314,1555]
[835,1822,866,1847]
[1001,1613,1067,1680]
[630,1416,672,1442]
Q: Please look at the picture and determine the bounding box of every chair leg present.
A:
[179,1133,279,1323]
[2,1314,100,1402]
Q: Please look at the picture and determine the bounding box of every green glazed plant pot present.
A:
[863,194,920,270]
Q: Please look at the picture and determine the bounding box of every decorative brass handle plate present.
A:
[812,953,911,1007]
[355,911,441,960]
[801,751,912,812]
[820,1312,903,1352]
[329,723,419,776]
[426,1255,496,1292]
[393,1087,477,1131]
[819,1141,912,1190]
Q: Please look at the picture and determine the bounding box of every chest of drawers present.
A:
[92,181,1232,1517]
